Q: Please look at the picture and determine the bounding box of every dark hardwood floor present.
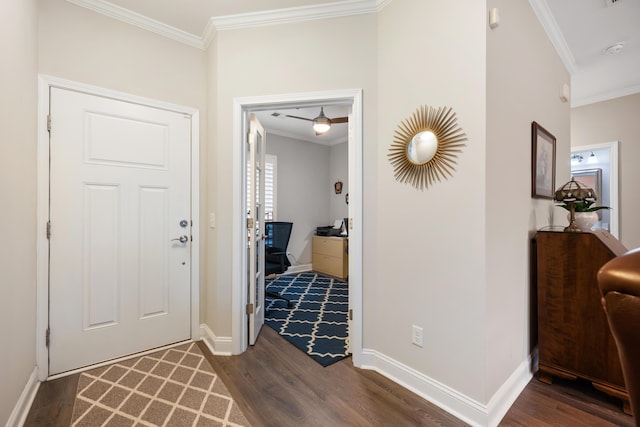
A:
[24,326,634,426]
[501,376,633,426]
[199,327,465,427]
[24,373,78,427]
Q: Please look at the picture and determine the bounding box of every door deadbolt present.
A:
[179,219,189,228]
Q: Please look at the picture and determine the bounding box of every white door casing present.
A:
[47,85,194,375]
[248,114,266,345]
[231,90,363,366]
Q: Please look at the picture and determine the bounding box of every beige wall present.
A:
[38,0,207,111]
[376,0,488,400]
[0,0,38,423]
[571,93,640,249]
[486,0,570,400]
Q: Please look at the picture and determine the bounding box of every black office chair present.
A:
[265,221,293,307]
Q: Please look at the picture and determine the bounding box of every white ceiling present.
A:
[530,0,640,106]
[254,105,351,146]
[69,0,640,140]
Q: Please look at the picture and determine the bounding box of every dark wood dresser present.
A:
[536,229,630,413]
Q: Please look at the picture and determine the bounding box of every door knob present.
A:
[171,235,189,243]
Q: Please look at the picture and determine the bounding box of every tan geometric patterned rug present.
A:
[70,342,251,427]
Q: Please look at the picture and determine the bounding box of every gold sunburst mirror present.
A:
[388,105,467,190]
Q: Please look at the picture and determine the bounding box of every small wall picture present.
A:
[531,121,556,199]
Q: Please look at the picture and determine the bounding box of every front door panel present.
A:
[48,87,192,375]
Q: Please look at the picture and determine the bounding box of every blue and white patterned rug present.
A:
[265,272,349,367]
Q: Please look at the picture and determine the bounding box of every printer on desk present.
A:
[316,218,348,237]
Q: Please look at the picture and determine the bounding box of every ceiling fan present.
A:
[283,107,348,135]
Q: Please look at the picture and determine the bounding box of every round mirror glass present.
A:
[407,131,438,164]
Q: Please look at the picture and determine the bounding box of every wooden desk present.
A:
[312,235,348,280]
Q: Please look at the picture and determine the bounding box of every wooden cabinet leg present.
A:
[592,382,632,416]
[537,372,553,384]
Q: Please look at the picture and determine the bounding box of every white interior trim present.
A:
[5,367,40,427]
[231,89,363,367]
[570,141,620,238]
[67,0,393,50]
[66,0,205,49]
[360,348,534,427]
[528,0,576,74]
[284,264,313,275]
[200,323,233,356]
[211,0,380,31]
[36,74,201,381]
[360,348,486,426]
[485,357,535,426]
[571,83,640,108]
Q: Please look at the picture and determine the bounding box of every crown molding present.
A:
[572,83,640,107]
[528,0,576,75]
[66,0,206,49]
[211,0,382,32]
[68,0,392,50]
[202,18,217,49]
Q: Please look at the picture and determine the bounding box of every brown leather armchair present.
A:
[598,248,640,425]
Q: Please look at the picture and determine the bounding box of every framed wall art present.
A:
[531,121,556,199]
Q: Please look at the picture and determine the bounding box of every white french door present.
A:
[247,113,266,345]
[48,87,192,375]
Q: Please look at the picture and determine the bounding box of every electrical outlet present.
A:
[411,325,423,347]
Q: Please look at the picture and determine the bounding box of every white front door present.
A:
[247,114,266,345]
[48,87,192,375]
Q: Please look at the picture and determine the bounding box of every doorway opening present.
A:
[570,141,619,238]
[231,90,363,367]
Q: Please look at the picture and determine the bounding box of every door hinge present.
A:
[247,218,254,229]
[246,303,254,315]
[46,221,51,240]
[45,327,51,348]
[349,309,353,321]
[47,114,51,132]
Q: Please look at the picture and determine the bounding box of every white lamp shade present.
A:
[313,117,331,134]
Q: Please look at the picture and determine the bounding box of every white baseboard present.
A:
[286,264,311,274]
[200,323,233,355]
[360,349,532,427]
[5,367,40,427]
[486,356,534,426]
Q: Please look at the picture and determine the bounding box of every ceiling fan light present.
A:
[313,118,331,134]
[312,107,331,134]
